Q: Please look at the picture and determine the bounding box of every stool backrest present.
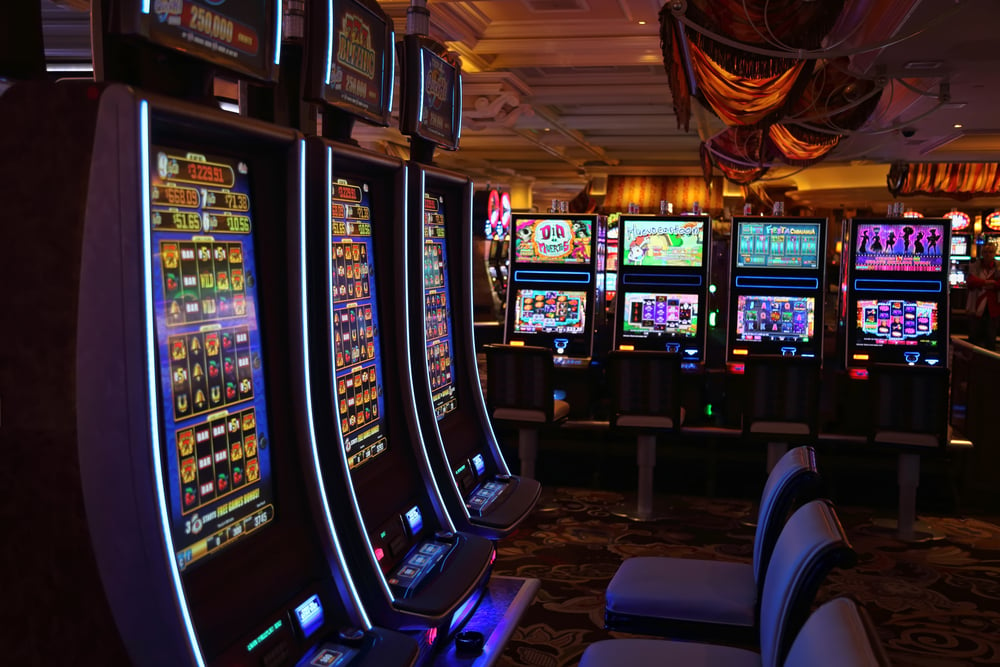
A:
[485,344,556,420]
[784,597,889,667]
[754,446,822,588]
[759,499,856,667]
[867,363,950,450]
[607,350,682,428]
[742,357,821,437]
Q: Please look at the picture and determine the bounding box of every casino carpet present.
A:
[490,486,1000,667]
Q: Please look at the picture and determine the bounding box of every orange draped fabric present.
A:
[889,163,1000,199]
[689,41,806,126]
[602,175,724,214]
[768,124,839,163]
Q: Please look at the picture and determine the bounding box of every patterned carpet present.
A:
[491,487,1000,667]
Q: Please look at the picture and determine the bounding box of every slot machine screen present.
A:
[620,291,698,340]
[330,178,388,469]
[513,288,587,334]
[853,222,945,272]
[735,295,816,343]
[513,218,592,265]
[735,220,821,269]
[950,234,969,257]
[322,0,392,124]
[142,0,276,82]
[854,299,941,350]
[621,218,705,268]
[149,146,276,571]
[422,193,457,419]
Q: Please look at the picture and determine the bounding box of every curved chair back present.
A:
[785,597,890,667]
[758,499,856,667]
[753,446,822,588]
[485,343,559,422]
[607,350,682,430]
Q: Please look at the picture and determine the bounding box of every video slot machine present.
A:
[844,218,950,371]
[397,34,543,541]
[0,1,417,665]
[605,223,620,319]
[297,1,495,655]
[727,217,828,366]
[946,211,972,293]
[614,214,711,368]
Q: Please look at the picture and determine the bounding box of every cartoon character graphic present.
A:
[627,238,647,264]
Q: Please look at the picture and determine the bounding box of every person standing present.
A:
[967,242,1000,351]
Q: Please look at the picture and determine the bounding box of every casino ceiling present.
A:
[39,0,1000,212]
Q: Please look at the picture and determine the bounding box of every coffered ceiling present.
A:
[38,0,1000,213]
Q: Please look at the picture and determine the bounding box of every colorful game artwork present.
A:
[621,292,698,338]
[855,299,938,345]
[513,218,592,264]
[622,219,704,267]
[736,221,821,269]
[735,295,815,342]
[513,289,587,334]
[853,222,945,272]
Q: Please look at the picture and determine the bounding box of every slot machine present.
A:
[727,217,828,365]
[0,1,417,665]
[504,212,606,415]
[946,210,972,294]
[614,214,712,368]
[397,34,542,539]
[844,218,950,371]
[297,1,497,654]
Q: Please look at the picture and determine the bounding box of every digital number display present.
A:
[149,146,275,572]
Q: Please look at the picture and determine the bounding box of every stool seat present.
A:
[607,557,756,627]
[581,637,760,667]
[492,399,570,424]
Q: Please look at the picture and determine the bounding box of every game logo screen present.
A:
[620,292,698,339]
[326,0,389,121]
[951,234,969,257]
[149,146,276,571]
[735,221,821,269]
[145,0,272,81]
[735,295,816,343]
[854,299,940,348]
[513,218,592,265]
[329,178,388,470]
[423,193,457,419]
[417,47,458,147]
[853,222,945,272]
[622,218,705,268]
[513,289,587,334]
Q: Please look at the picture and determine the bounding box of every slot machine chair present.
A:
[741,357,822,472]
[598,500,856,665]
[866,363,951,541]
[605,447,823,644]
[584,596,887,667]
[606,350,684,520]
[485,343,570,480]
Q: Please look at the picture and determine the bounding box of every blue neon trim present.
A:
[300,143,373,629]
[513,270,591,284]
[140,100,206,667]
[141,0,150,13]
[387,31,396,113]
[274,1,283,65]
[454,71,462,143]
[622,274,702,287]
[734,275,819,290]
[324,0,334,85]
[853,278,943,293]
[417,48,425,122]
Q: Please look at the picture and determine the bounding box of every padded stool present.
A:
[582,596,887,667]
[867,363,950,541]
[605,446,822,642]
[741,357,821,472]
[485,343,570,480]
[607,350,684,520]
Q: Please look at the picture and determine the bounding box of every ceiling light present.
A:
[638,20,646,25]
[904,60,943,70]
[954,123,963,129]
